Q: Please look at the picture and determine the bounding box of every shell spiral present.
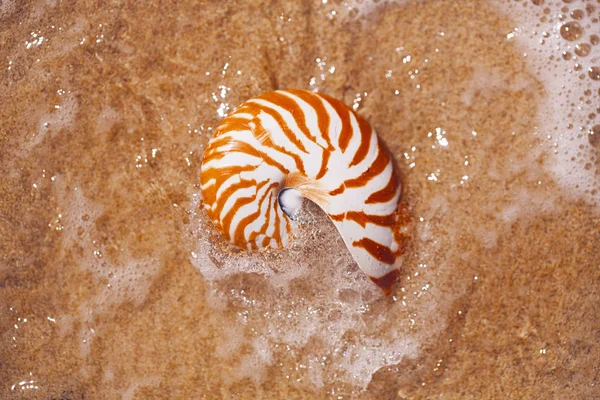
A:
[200,90,404,294]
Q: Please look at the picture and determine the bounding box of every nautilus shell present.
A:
[200,90,405,294]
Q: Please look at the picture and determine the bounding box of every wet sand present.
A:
[1,0,599,398]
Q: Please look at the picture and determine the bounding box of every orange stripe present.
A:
[365,171,399,204]
[258,92,319,146]
[261,236,271,248]
[287,90,334,150]
[328,141,389,196]
[343,139,389,189]
[284,215,291,237]
[318,93,353,152]
[271,198,282,246]
[329,211,396,228]
[329,213,345,222]
[205,135,289,175]
[329,185,345,196]
[253,118,306,175]
[219,108,306,177]
[348,112,373,167]
[220,180,270,245]
[369,269,399,296]
[200,164,257,218]
[238,103,309,154]
[200,164,255,188]
[216,116,251,136]
[315,149,330,180]
[211,179,257,219]
[352,237,397,265]
[233,182,276,245]
[247,183,278,246]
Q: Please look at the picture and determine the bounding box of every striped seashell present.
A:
[200,89,404,294]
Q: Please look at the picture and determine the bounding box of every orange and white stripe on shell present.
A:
[200,89,404,294]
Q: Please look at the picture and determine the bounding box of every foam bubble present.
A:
[96,106,120,134]
[330,0,413,21]
[50,179,161,367]
[22,93,79,154]
[491,0,600,209]
[500,188,558,224]
[121,377,159,400]
[187,191,452,390]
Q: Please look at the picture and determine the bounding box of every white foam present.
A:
[234,337,273,383]
[500,187,558,224]
[327,0,413,21]
[491,0,600,209]
[187,191,452,390]
[21,93,79,154]
[459,66,535,107]
[52,179,160,307]
[96,106,120,134]
[49,180,161,369]
[121,377,159,400]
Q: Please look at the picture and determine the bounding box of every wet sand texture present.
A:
[1,0,599,398]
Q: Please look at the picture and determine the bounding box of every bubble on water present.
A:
[589,125,600,148]
[121,377,159,400]
[96,106,120,134]
[329,0,411,21]
[186,191,451,390]
[574,43,591,57]
[570,9,584,19]
[588,66,600,81]
[500,188,558,224]
[49,180,161,364]
[491,0,600,210]
[560,21,583,41]
[17,94,79,155]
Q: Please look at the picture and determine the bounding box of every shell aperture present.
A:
[278,188,303,220]
[200,89,405,294]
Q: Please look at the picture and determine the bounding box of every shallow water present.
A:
[1,0,599,398]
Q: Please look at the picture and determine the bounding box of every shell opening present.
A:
[278,188,304,220]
